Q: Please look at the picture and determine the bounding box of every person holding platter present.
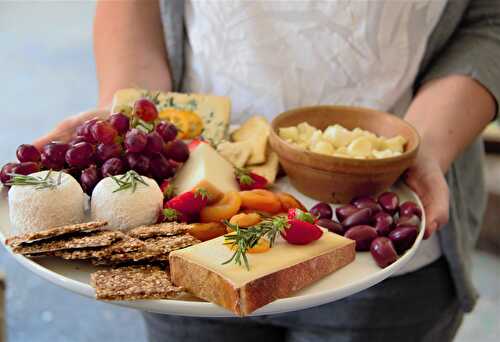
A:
[35,1,500,341]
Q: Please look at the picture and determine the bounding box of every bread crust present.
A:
[170,240,355,316]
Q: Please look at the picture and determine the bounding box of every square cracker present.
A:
[6,221,108,247]
[128,222,191,240]
[90,265,185,300]
[54,236,145,260]
[12,230,124,255]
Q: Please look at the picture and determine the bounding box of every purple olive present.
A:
[335,204,359,223]
[396,214,420,229]
[370,237,398,268]
[388,226,418,254]
[342,208,372,229]
[344,225,378,251]
[399,201,422,219]
[373,211,394,236]
[316,218,344,235]
[378,191,399,215]
[351,196,382,215]
[310,202,333,220]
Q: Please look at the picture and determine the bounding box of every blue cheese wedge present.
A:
[111,88,231,145]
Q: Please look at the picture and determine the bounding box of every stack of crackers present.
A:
[6,221,200,301]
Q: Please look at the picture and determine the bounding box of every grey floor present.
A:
[0,2,498,341]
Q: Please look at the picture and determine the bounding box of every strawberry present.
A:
[160,207,191,223]
[159,179,175,200]
[287,208,315,223]
[281,208,323,245]
[235,168,268,190]
[188,139,207,151]
[165,188,209,216]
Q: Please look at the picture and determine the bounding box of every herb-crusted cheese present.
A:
[111,88,231,145]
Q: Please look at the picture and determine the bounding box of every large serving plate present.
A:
[0,177,424,317]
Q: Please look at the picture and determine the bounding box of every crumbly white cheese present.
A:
[91,175,163,230]
[8,171,86,236]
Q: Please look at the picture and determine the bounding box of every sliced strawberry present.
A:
[165,188,209,216]
[235,168,268,190]
[287,208,315,224]
[281,219,323,245]
[159,179,176,200]
[160,207,191,223]
[188,139,207,151]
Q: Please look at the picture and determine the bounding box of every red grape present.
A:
[101,158,125,177]
[41,142,70,170]
[16,144,41,163]
[145,132,164,155]
[125,129,147,153]
[399,201,422,219]
[126,153,150,175]
[351,196,382,214]
[80,165,101,195]
[0,163,18,184]
[96,143,122,162]
[76,119,98,143]
[156,121,178,142]
[134,98,158,122]
[344,225,378,251]
[370,237,398,268]
[150,154,175,180]
[310,202,333,220]
[12,162,40,176]
[69,136,88,146]
[342,208,372,229]
[65,142,94,168]
[91,120,117,144]
[316,218,344,235]
[378,192,399,215]
[164,140,189,162]
[108,112,130,135]
[396,214,420,229]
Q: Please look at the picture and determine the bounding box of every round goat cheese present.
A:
[8,171,86,235]
[91,175,163,230]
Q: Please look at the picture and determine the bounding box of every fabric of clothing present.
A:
[143,258,463,342]
[160,0,500,312]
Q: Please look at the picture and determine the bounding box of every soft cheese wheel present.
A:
[8,171,86,236]
[91,175,163,230]
[172,143,239,203]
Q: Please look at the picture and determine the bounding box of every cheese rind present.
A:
[171,144,239,203]
[111,88,231,145]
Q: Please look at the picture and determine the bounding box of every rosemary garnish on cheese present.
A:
[222,216,288,270]
[112,170,148,193]
[7,170,62,190]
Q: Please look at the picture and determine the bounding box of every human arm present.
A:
[34,0,171,148]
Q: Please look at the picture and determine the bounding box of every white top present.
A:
[183,0,447,274]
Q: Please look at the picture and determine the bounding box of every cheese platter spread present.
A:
[0,89,425,316]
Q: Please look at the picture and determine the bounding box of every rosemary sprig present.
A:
[112,170,148,193]
[222,216,288,270]
[6,170,62,190]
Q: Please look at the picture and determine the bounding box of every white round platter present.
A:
[0,177,425,317]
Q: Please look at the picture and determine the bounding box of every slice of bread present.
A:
[169,232,355,316]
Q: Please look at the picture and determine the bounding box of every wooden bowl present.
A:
[269,105,420,203]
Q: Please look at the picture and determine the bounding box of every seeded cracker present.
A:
[6,221,108,247]
[90,265,185,300]
[92,234,200,266]
[54,236,146,260]
[128,222,191,239]
[13,230,124,255]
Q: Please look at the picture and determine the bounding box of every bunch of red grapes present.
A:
[0,99,190,195]
[309,192,422,268]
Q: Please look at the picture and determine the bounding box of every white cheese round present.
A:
[90,175,163,230]
[8,171,86,236]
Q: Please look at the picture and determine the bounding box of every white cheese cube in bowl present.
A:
[347,136,373,158]
[8,171,86,236]
[278,126,299,142]
[310,140,335,156]
[323,124,353,148]
[382,135,407,153]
